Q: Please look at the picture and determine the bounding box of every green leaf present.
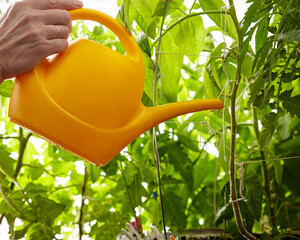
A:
[241,55,254,79]
[273,159,283,185]
[280,90,300,118]
[24,183,48,198]
[15,223,33,239]
[244,174,263,221]
[215,203,234,225]
[0,80,13,98]
[255,16,268,52]
[165,142,193,187]
[0,146,15,177]
[153,0,184,17]
[218,138,230,172]
[137,33,151,56]
[203,67,221,99]
[281,71,299,83]
[239,25,256,72]
[177,134,199,152]
[120,1,132,32]
[170,15,205,62]
[239,200,255,231]
[34,196,66,224]
[242,0,262,34]
[279,136,300,154]
[198,0,237,40]
[259,112,277,148]
[282,159,300,195]
[51,161,74,177]
[101,158,118,176]
[277,30,300,42]
[129,0,157,39]
[248,75,265,107]
[277,113,291,141]
[141,51,154,101]
[29,166,44,180]
[163,192,187,227]
[160,32,183,102]
[88,164,101,183]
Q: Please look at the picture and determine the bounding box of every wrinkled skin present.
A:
[0,0,83,83]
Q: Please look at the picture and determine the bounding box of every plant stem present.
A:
[0,128,32,225]
[228,1,257,239]
[189,0,197,14]
[230,78,256,240]
[252,107,277,232]
[0,185,23,216]
[10,128,32,190]
[78,164,88,240]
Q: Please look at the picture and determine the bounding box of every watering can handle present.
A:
[69,9,140,61]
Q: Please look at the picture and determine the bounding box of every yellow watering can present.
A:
[8,9,224,166]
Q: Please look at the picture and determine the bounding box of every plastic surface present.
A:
[8,9,224,166]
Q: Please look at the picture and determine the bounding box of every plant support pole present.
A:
[78,165,88,240]
[153,1,170,239]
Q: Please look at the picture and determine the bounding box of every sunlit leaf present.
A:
[153,0,184,17]
[160,32,183,102]
[0,80,13,98]
[170,15,205,62]
[198,0,237,40]
[0,146,15,177]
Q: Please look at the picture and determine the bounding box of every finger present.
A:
[44,25,70,40]
[41,39,69,57]
[41,9,71,25]
[30,0,83,10]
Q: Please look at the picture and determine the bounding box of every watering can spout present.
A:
[137,98,224,132]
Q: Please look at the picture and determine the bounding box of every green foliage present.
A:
[0,0,300,239]
[0,80,13,98]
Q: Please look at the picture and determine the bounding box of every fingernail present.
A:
[75,0,83,7]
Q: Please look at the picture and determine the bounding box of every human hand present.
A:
[0,0,83,83]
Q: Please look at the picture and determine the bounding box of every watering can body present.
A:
[8,9,224,166]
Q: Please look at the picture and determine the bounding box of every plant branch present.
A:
[189,0,197,14]
[10,129,32,190]
[230,76,256,240]
[22,164,56,179]
[50,184,81,194]
[0,185,22,216]
[78,164,88,240]
[0,129,32,226]
[228,1,257,239]
[0,136,19,139]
